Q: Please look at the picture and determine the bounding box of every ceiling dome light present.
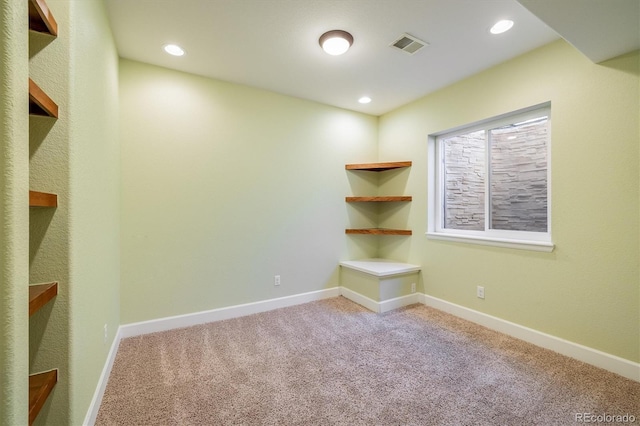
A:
[163,44,185,56]
[490,20,514,35]
[358,96,372,104]
[319,30,353,55]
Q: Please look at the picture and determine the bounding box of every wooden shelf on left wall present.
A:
[29,282,58,317]
[28,369,57,426]
[29,78,59,118]
[29,191,58,207]
[28,0,58,36]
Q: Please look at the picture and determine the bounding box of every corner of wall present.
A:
[0,0,30,423]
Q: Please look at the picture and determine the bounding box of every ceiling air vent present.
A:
[390,33,428,55]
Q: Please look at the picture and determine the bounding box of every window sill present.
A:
[426,232,555,252]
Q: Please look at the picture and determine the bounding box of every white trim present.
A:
[83,327,123,426]
[340,287,381,312]
[420,294,640,382]
[119,288,341,338]
[339,287,419,313]
[379,293,421,313]
[426,232,555,252]
[433,103,552,139]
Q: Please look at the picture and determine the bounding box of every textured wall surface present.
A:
[67,1,120,424]
[378,40,639,362]
[29,0,71,424]
[27,0,120,424]
[490,119,548,232]
[0,0,29,423]
[443,131,485,230]
[119,59,378,324]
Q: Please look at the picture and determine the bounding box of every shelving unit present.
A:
[345,161,412,235]
[342,162,420,312]
[346,196,412,202]
[29,282,58,317]
[28,0,58,36]
[29,78,58,118]
[29,190,58,207]
[345,161,412,172]
[346,228,412,235]
[28,0,59,423]
[28,370,58,425]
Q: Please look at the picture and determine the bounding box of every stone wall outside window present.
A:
[443,119,547,232]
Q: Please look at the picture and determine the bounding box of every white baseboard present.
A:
[339,287,420,313]
[380,293,420,313]
[120,287,341,338]
[420,294,640,382]
[340,287,380,312]
[83,326,123,426]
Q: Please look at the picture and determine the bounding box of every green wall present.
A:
[119,59,378,324]
[0,0,29,423]
[2,0,119,424]
[378,40,640,362]
[29,1,72,423]
[67,0,120,424]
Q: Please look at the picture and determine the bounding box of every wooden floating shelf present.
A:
[29,79,59,118]
[345,161,412,172]
[346,228,412,236]
[29,282,58,317]
[346,196,412,202]
[29,190,58,207]
[29,369,57,426]
[28,0,58,36]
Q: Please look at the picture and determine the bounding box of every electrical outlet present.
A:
[477,286,485,299]
[103,324,108,344]
[411,283,416,293]
[274,275,281,286]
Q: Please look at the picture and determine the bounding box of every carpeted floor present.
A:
[96,297,639,425]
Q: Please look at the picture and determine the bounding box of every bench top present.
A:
[339,258,421,277]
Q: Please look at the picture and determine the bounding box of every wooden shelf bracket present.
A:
[29,78,59,118]
[29,190,58,207]
[345,228,412,236]
[29,369,57,425]
[29,282,58,316]
[346,196,412,202]
[28,0,58,36]
[345,161,412,172]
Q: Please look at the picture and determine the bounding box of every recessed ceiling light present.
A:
[490,20,514,35]
[358,96,372,104]
[319,30,353,55]
[163,44,185,56]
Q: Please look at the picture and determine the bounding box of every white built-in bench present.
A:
[339,259,421,313]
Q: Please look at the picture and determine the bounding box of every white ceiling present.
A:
[518,0,639,64]
[105,0,639,116]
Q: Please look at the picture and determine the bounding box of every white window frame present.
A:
[427,103,554,252]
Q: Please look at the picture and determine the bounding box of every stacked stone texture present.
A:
[443,120,548,232]
[444,131,486,231]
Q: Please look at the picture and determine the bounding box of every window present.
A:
[427,103,553,252]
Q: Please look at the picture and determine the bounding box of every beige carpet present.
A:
[96,297,639,425]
